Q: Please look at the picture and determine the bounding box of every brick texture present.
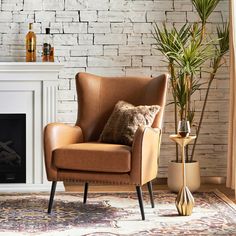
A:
[0,0,229,178]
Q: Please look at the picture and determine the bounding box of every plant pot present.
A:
[167,160,201,193]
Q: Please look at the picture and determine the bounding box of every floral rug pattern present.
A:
[0,190,235,235]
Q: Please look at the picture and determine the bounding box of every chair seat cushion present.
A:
[53,142,132,173]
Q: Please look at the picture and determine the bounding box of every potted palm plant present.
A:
[152,0,229,192]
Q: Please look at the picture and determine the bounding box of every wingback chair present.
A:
[44,72,168,220]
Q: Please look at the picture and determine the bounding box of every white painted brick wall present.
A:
[45,22,63,33]
[133,23,152,33]
[94,34,126,45]
[132,56,142,67]
[64,57,87,68]
[111,23,133,34]
[127,35,142,45]
[80,10,97,22]
[24,0,42,10]
[2,0,23,11]
[12,11,34,23]
[87,67,125,77]
[174,0,193,11]
[78,34,93,44]
[88,56,131,67]
[70,45,103,56]
[63,22,87,33]
[166,11,187,22]
[42,0,64,10]
[56,11,79,22]
[65,0,87,10]
[35,11,56,22]
[119,45,150,56]
[104,45,118,56]
[98,11,125,22]
[147,11,166,22]
[0,0,229,178]
[54,34,78,45]
[125,11,146,22]
[0,23,19,33]
[0,12,12,22]
[88,22,111,33]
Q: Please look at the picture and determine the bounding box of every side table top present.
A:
[169,134,196,146]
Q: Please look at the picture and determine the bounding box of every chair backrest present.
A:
[75,72,168,142]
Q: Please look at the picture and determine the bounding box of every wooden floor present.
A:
[65,182,236,203]
[197,184,236,203]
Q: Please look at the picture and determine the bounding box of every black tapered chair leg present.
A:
[147,181,155,208]
[48,181,57,214]
[136,186,145,220]
[83,182,89,204]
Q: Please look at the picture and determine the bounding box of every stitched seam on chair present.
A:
[57,178,131,185]
[139,127,146,185]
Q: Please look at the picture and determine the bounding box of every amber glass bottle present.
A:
[25,23,36,62]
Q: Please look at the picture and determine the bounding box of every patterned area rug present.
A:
[0,190,235,235]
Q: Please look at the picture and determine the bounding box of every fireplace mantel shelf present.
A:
[0,62,64,191]
[0,62,63,74]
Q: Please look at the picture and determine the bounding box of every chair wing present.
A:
[75,72,168,141]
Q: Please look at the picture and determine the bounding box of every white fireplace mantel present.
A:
[0,62,64,192]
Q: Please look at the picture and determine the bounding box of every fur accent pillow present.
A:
[99,101,160,146]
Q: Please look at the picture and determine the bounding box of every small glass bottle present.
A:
[42,28,54,62]
[25,23,36,62]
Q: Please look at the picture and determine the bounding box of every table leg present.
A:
[175,143,195,216]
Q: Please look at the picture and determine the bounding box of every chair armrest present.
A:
[131,126,161,185]
[44,123,84,180]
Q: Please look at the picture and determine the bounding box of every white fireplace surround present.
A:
[0,62,64,191]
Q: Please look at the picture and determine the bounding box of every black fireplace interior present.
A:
[0,114,26,183]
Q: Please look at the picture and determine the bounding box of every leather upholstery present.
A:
[53,143,131,173]
[44,123,83,180]
[131,126,161,185]
[44,72,168,185]
[76,73,167,141]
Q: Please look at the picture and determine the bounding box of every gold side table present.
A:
[169,134,196,216]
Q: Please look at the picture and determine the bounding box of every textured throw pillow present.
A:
[99,101,160,146]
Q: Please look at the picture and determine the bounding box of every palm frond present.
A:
[217,22,229,56]
[191,0,220,24]
[187,109,195,126]
[152,23,191,63]
[173,74,188,110]
[169,24,214,75]
[211,22,229,72]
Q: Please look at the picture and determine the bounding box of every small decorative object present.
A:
[42,28,54,62]
[178,120,190,137]
[169,134,196,216]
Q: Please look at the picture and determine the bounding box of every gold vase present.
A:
[175,186,194,216]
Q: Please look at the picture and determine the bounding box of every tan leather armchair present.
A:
[44,72,168,220]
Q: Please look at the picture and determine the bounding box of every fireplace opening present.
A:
[0,114,26,183]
